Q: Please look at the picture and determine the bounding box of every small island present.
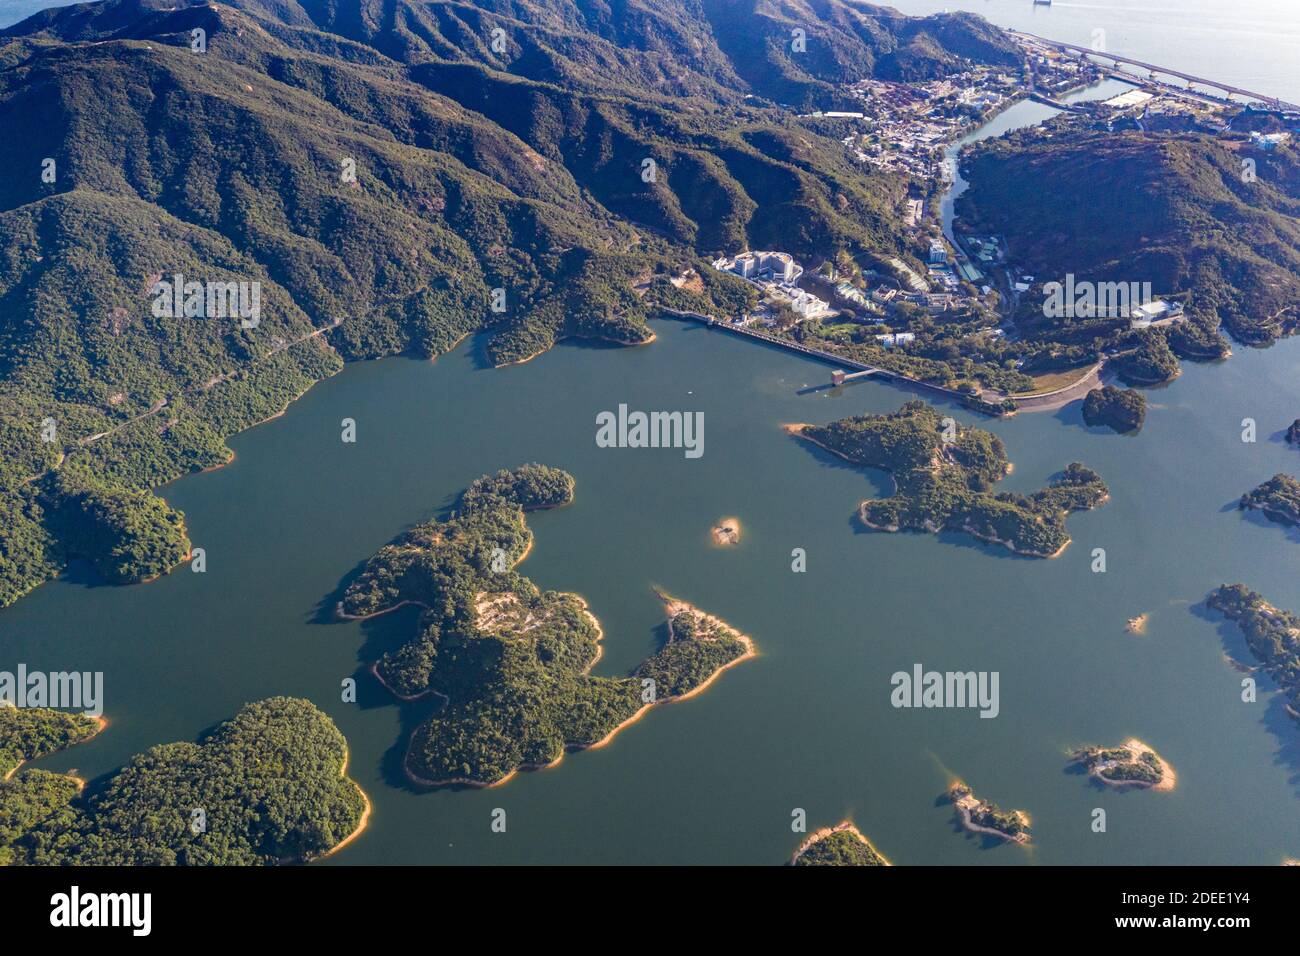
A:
[1287,420,1300,446]
[948,782,1031,844]
[1070,739,1176,791]
[339,465,756,788]
[790,821,889,866]
[0,698,367,865]
[1082,386,1146,433]
[788,401,1107,557]
[1126,613,1149,635]
[1206,584,1300,718]
[710,516,742,547]
[1238,473,1300,528]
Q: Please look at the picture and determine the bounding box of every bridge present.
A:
[1014,31,1300,113]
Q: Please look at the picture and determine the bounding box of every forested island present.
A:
[1239,474,1300,528]
[0,0,1028,613]
[339,465,755,787]
[788,401,1107,557]
[0,698,367,865]
[790,822,889,866]
[1206,585,1300,718]
[0,706,103,781]
[1071,740,1175,791]
[948,782,1030,844]
[1287,420,1300,446]
[1082,386,1146,433]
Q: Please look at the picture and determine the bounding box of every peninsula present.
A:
[1239,474,1300,528]
[0,706,102,781]
[791,822,890,866]
[0,698,367,865]
[948,782,1031,844]
[788,401,1107,557]
[339,465,755,788]
[1071,740,1176,791]
[1206,585,1300,718]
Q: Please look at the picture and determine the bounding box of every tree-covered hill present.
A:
[339,465,755,786]
[0,697,367,865]
[0,0,1018,610]
[793,400,1108,557]
[958,129,1300,354]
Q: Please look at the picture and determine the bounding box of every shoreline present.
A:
[493,329,657,369]
[1074,738,1176,792]
[2,714,107,783]
[790,821,892,866]
[401,590,756,789]
[949,782,1031,844]
[785,423,1074,558]
[309,743,372,862]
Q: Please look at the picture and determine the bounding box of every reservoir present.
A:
[2,0,1298,866]
[4,312,1299,864]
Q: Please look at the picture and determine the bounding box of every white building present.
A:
[788,289,830,317]
[876,332,916,347]
[718,251,801,286]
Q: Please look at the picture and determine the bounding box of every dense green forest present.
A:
[794,401,1107,557]
[958,127,1300,371]
[1082,385,1146,433]
[1206,585,1300,714]
[0,697,367,865]
[0,0,1020,611]
[791,824,888,866]
[340,465,753,786]
[0,706,101,779]
[1238,473,1300,528]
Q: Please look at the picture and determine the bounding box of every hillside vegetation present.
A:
[0,697,366,865]
[794,401,1107,557]
[0,0,1018,610]
[340,465,754,786]
[959,129,1300,362]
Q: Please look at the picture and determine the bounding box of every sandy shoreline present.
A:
[786,423,1073,558]
[310,743,372,862]
[1075,738,1176,792]
[401,590,756,789]
[949,782,1031,844]
[790,821,892,866]
[710,516,742,547]
[2,714,107,783]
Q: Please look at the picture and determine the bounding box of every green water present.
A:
[4,318,1299,864]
